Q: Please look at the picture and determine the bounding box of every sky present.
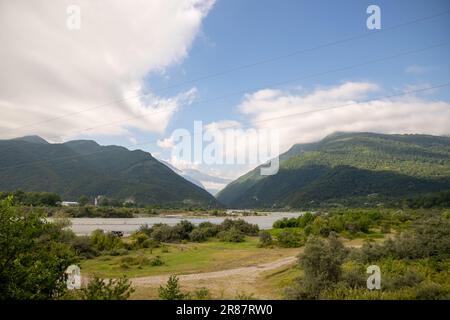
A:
[1,0,450,189]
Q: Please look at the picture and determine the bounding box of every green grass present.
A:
[254,265,303,299]
[80,237,300,278]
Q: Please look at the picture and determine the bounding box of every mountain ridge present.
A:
[0,137,219,207]
[216,132,450,208]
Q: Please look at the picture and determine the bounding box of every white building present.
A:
[61,201,79,207]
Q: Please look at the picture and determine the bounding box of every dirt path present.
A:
[131,256,298,287]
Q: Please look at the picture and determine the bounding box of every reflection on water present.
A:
[55,212,303,235]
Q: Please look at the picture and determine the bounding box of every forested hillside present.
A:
[217,132,450,208]
[0,136,219,207]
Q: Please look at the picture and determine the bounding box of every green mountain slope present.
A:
[216,132,450,208]
[0,137,219,207]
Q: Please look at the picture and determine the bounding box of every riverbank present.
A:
[52,211,303,235]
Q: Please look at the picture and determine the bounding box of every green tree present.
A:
[287,233,347,299]
[0,196,76,299]
[80,276,134,300]
[78,195,89,207]
[158,275,186,300]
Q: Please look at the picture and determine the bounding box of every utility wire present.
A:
[1,82,448,170]
[33,40,450,141]
[3,8,450,133]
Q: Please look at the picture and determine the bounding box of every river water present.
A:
[59,212,303,235]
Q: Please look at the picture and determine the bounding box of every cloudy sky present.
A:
[1,0,450,187]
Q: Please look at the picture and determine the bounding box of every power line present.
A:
[3,8,450,134]
[39,40,450,141]
[1,82,448,170]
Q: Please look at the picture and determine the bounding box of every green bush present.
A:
[218,227,245,242]
[70,235,99,259]
[158,275,187,300]
[149,256,164,266]
[90,229,123,252]
[80,276,134,300]
[276,229,304,248]
[0,196,76,299]
[258,230,273,247]
[190,287,212,300]
[189,228,208,242]
[220,219,259,235]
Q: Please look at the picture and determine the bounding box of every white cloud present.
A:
[168,156,200,171]
[238,82,450,152]
[0,0,214,141]
[128,136,138,145]
[405,65,431,75]
[157,136,177,149]
[155,81,450,181]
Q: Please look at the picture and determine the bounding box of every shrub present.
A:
[276,230,303,248]
[258,230,273,247]
[131,231,150,249]
[191,287,212,300]
[218,227,245,242]
[189,228,208,242]
[81,276,134,300]
[149,256,164,266]
[286,234,348,299]
[0,196,76,299]
[158,275,186,300]
[90,229,123,252]
[220,219,259,235]
[71,235,99,258]
[414,281,446,300]
[198,222,220,237]
[150,224,177,242]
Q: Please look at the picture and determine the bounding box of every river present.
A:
[59,211,303,235]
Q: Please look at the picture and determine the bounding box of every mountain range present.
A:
[216,132,450,208]
[0,136,219,207]
[2,132,450,209]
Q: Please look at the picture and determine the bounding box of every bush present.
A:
[258,231,273,247]
[286,234,348,299]
[414,281,446,300]
[276,230,303,248]
[0,196,76,299]
[158,275,186,300]
[90,229,123,252]
[191,287,212,300]
[189,228,208,242]
[218,227,245,242]
[149,221,196,243]
[149,256,164,266]
[81,276,134,300]
[71,235,99,259]
[198,222,220,237]
[220,219,259,235]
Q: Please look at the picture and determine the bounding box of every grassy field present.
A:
[80,237,300,278]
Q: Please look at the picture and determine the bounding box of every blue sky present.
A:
[127,0,450,154]
[1,0,450,182]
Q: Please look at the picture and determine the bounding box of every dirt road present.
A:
[131,256,298,287]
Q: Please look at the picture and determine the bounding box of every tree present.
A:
[78,195,89,207]
[80,276,134,300]
[158,275,186,300]
[287,233,347,299]
[0,196,76,299]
